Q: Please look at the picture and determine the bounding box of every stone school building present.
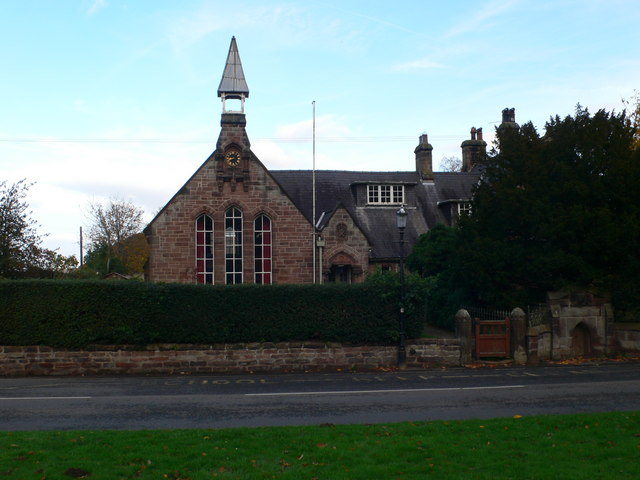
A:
[144,37,498,285]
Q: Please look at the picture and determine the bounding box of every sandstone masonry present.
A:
[0,339,461,376]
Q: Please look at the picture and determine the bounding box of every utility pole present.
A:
[79,226,84,267]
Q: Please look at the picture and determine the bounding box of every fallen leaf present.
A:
[63,468,91,478]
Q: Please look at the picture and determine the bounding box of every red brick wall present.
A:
[0,340,462,376]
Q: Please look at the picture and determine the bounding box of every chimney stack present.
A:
[415,133,434,180]
[460,127,487,172]
[499,107,519,129]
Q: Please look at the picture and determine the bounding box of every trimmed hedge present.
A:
[0,280,425,348]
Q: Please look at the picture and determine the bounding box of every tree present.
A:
[440,155,462,172]
[118,232,150,275]
[458,106,640,308]
[0,179,78,278]
[622,89,640,150]
[81,232,148,277]
[86,198,146,273]
[35,249,79,278]
[406,225,468,328]
[0,179,45,277]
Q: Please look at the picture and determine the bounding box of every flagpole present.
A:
[312,100,317,284]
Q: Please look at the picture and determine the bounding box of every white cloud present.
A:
[0,132,214,256]
[252,139,301,169]
[87,0,108,16]
[276,114,352,140]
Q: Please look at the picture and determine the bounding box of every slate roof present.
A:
[270,169,481,260]
[433,172,481,204]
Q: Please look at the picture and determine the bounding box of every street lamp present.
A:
[396,206,408,367]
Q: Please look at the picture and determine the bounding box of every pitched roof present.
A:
[433,172,480,204]
[217,37,249,99]
[270,169,480,260]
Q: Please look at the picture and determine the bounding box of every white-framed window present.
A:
[225,207,243,284]
[458,202,472,216]
[367,184,404,204]
[254,214,272,284]
[195,214,214,284]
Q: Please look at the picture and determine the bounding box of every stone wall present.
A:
[0,339,461,376]
[526,325,552,364]
[145,113,317,285]
[612,323,640,354]
[550,304,611,357]
[527,322,640,363]
[457,297,640,364]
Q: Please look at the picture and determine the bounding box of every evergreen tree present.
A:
[460,106,640,309]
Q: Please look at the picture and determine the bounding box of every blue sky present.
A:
[2,0,639,257]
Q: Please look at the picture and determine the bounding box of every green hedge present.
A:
[0,280,426,348]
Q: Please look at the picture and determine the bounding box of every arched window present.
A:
[195,214,214,284]
[225,207,243,284]
[254,215,272,284]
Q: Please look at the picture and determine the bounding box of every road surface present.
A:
[0,363,638,431]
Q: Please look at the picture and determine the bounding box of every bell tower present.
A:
[217,36,249,114]
[215,37,251,192]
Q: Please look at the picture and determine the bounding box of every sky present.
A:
[1,0,639,258]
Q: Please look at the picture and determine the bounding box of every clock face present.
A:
[225,150,241,167]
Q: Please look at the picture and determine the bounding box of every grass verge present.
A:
[0,411,638,479]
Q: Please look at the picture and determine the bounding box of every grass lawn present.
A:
[1,411,638,479]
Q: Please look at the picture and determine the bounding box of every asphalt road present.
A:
[0,363,638,431]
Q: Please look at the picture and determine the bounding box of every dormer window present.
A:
[367,184,404,205]
[458,202,472,216]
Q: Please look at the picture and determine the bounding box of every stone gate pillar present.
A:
[510,307,527,365]
[455,309,472,364]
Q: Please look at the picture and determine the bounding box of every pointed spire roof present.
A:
[217,37,249,99]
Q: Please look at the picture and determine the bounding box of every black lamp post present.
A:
[396,206,408,367]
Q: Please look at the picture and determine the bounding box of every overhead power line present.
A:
[0,135,464,145]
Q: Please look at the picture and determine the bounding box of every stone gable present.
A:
[145,148,314,284]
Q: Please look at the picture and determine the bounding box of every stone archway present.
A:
[570,322,592,357]
[326,252,363,284]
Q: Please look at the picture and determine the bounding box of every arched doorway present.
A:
[329,264,352,283]
[570,322,592,357]
[327,252,359,284]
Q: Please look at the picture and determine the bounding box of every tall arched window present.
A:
[254,215,272,284]
[195,214,214,284]
[225,207,243,284]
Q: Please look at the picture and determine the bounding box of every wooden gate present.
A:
[475,317,511,358]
